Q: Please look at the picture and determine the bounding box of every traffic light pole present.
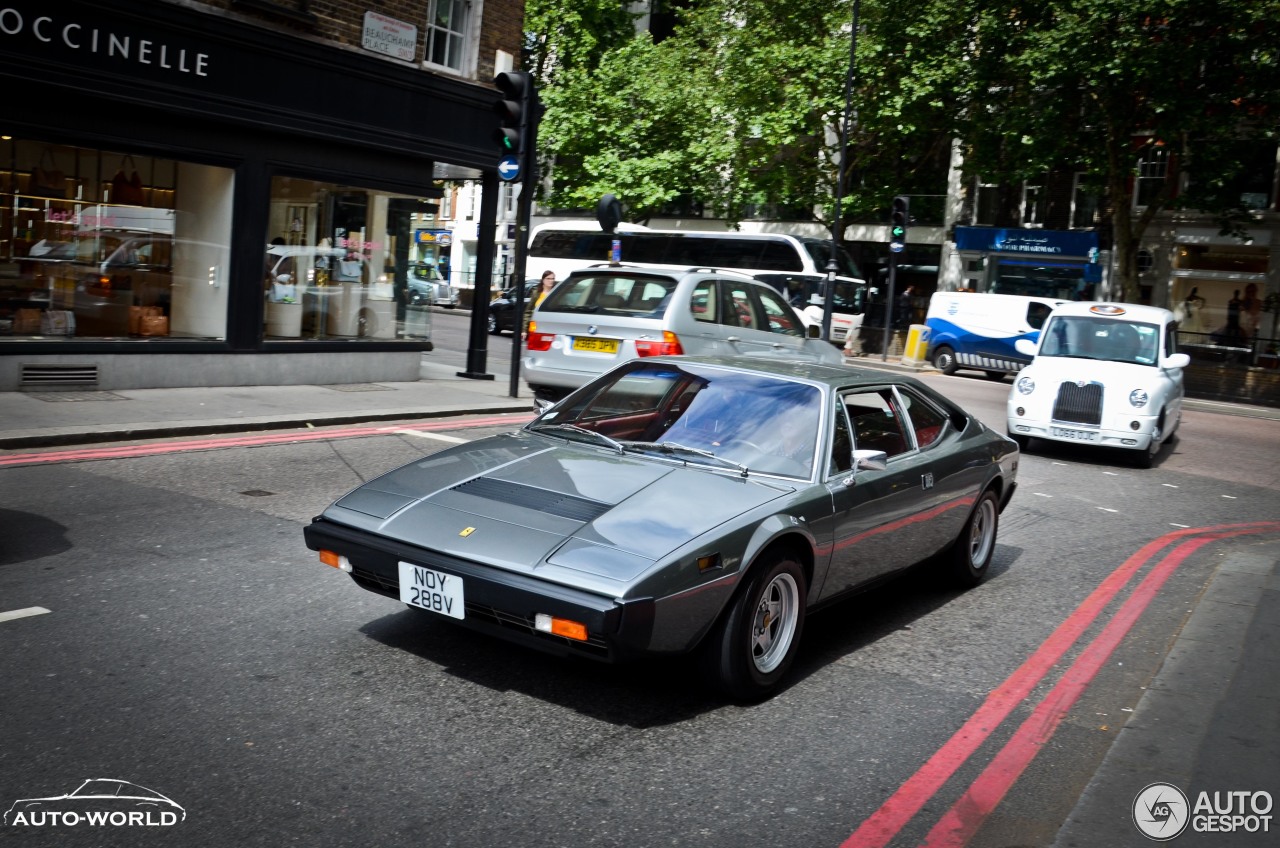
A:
[881,249,897,362]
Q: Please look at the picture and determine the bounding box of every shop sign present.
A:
[415,229,452,246]
[361,11,416,62]
[955,226,1099,258]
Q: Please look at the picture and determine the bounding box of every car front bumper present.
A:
[304,518,657,662]
[1006,414,1157,450]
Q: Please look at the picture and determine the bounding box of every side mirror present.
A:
[1163,352,1190,370]
[806,324,822,339]
[1014,338,1038,357]
[852,449,887,472]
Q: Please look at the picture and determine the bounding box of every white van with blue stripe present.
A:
[925,292,1065,378]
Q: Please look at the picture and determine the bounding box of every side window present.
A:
[755,288,804,337]
[690,280,717,323]
[1027,301,1052,329]
[898,387,947,449]
[721,282,761,330]
[829,402,854,475]
[842,389,910,458]
[1165,322,1178,356]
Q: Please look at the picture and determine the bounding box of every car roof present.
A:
[563,262,761,283]
[1047,301,1173,322]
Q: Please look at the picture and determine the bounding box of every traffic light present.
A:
[889,195,909,251]
[493,71,532,157]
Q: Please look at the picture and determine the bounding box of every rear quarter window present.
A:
[540,274,678,317]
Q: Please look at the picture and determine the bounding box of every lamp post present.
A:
[824,0,861,344]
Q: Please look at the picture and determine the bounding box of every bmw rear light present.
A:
[526,330,555,351]
[635,331,683,357]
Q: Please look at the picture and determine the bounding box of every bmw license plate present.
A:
[1051,426,1097,442]
[572,336,620,354]
[399,562,465,619]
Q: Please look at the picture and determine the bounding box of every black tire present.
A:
[941,488,999,588]
[1133,411,1164,469]
[932,345,958,375]
[701,550,807,701]
[487,312,499,335]
[984,371,1007,382]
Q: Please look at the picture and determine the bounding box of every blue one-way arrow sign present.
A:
[497,155,520,182]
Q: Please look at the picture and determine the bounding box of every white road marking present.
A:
[1163,483,1179,488]
[1034,492,1053,498]
[1170,523,1190,528]
[1097,507,1119,513]
[391,429,469,444]
[1222,494,1238,500]
[0,607,51,623]
[1102,471,1118,476]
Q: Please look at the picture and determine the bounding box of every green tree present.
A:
[953,0,1280,300]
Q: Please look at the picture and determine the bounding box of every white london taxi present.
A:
[1006,302,1190,467]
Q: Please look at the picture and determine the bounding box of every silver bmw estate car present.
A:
[520,264,843,400]
[305,356,1019,700]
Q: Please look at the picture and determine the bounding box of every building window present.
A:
[1135,145,1171,208]
[1070,172,1101,228]
[265,176,442,341]
[1021,181,1044,227]
[0,138,232,341]
[973,179,999,226]
[425,0,472,73]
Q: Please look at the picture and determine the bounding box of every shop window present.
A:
[0,138,232,341]
[265,176,442,341]
[425,0,473,73]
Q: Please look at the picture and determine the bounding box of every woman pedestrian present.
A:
[523,270,556,338]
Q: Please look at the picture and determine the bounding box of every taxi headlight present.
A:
[1016,376,1036,395]
[1129,389,1149,408]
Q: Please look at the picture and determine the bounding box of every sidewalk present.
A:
[0,359,532,450]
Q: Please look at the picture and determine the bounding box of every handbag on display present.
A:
[30,147,67,198]
[333,259,364,281]
[111,155,146,205]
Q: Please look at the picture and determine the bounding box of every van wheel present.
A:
[984,371,1006,381]
[932,345,958,375]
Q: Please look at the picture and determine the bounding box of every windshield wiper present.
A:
[529,423,624,453]
[618,440,749,476]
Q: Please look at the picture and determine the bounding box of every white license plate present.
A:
[398,562,465,619]
[1051,426,1098,441]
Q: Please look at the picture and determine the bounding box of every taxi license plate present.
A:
[571,336,620,354]
[1051,426,1097,442]
[399,562,465,619]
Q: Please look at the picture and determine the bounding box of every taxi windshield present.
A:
[1040,316,1160,365]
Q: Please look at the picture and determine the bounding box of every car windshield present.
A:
[529,361,823,479]
[1039,316,1160,365]
[538,273,677,318]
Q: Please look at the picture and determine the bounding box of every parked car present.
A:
[305,355,1019,700]
[521,264,843,399]
[408,262,458,308]
[1006,302,1189,467]
[487,279,539,334]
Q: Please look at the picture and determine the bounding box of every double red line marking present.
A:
[0,413,535,468]
[844,520,1280,848]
